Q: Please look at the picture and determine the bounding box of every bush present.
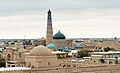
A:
[0,58,5,67]
[77,50,90,58]
[0,58,5,62]
[104,47,115,52]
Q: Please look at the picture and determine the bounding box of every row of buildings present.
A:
[0,10,120,73]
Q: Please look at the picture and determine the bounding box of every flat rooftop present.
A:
[93,51,120,55]
[0,67,31,71]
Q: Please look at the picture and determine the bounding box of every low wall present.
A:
[1,64,120,73]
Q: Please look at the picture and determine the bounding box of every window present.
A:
[7,54,11,61]
[19,53,21,58]
[12,65,15,67]
[48,62,50,65]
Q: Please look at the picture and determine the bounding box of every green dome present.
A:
[53,31,66,39]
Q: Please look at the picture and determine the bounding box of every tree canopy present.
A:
[104,47,115,52]
[77,50,90,58]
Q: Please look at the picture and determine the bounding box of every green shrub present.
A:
[0,58,5,62]
[77,50,90,58]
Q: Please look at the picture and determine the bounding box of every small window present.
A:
[12,65,15,67]
[8,65,10,67]
[19,53,21,58]
[74,55,76,57]
[48,62,50,65]
[7,54,11,61]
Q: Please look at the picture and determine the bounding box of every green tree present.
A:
[104,47,115,52]
[77,50,90,58]
[0,58,5,67]
[0,58,5,62]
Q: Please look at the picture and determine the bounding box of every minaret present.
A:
[46,10,53,45]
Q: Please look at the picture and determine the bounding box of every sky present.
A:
[0,0,120,39]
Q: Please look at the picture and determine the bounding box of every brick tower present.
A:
[46,10,53,45]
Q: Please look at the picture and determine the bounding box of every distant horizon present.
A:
[0,0,120,38]
[0,37,119,40]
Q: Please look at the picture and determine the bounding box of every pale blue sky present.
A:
[0,0,120,39]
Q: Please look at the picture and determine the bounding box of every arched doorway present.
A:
[7,54,11,61]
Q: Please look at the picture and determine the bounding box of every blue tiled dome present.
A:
[58,47,74,51]
[75,44,83,48]
[58,47,64,51]
[63,47,70,51]
[47,44,56,49]
[68,47,74,50]
[53,31,66,39]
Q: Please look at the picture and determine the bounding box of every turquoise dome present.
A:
[68,47,74,50]
[53,31,66,39]
[64,47,74,51]
[58,47,64,51]
[47,44,56,49]
[75,44,83,48]
[58,47,74,51]
[63,47,70,51]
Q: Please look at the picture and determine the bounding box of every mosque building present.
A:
[46,10,73,51]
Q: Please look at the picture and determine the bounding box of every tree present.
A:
[14,40,18,43]
[104,47,115,52]
[23,40,32,45]
[77,50,90,58]
[0,58,5,62]
[0,58,5,67]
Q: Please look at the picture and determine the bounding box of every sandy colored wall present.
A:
[1,64,120,73]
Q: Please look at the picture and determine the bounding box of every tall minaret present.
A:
[46,10,53,45]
